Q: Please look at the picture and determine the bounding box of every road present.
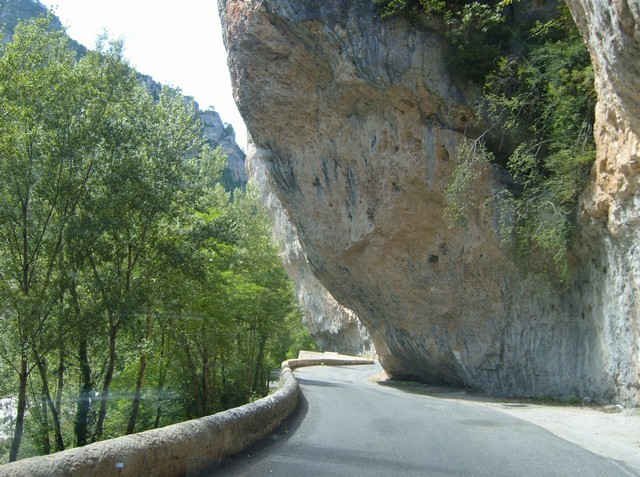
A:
[210,364,637,477]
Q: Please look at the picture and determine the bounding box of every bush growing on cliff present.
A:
[374,0,514,81]
[377,1,596,283]
[447,140,588,282]
[444,138,493,227]
[480,6,595,282]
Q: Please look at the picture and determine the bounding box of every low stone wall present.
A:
[287,357,374,370]
[0,355,373,477]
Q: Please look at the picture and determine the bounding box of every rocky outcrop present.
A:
[220,0,640,403]
[250,144,374,356]
[200,109,247,188]
[566,0,640,405]
[133,80,248,190]
[567,0,640,231]
[0,0,85,53]
[1,0,55,40]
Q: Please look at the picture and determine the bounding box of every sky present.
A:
[40,0,248,150]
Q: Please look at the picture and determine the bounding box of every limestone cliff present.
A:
[567,0,640,404]
[1,0,56,39]
[0,0,85,52]
[220,0,640,403]
[250,144,374,356]
[200,109,247,188]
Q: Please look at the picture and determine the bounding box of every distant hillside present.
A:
[0,0,85,52]
[1,0,51,37]
[0,0,246,189]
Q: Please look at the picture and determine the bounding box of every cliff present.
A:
[1,0,57,39]
[250,144,374,356]
[567,0,640,404]
[0,0,85,52]
[220,0,640,403]
[200,109,247,188]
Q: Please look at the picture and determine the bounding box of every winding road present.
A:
[211,364,637,476]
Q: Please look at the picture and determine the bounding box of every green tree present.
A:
[0,17,96,460]
[65,45,202,442]
[0,16,312,463]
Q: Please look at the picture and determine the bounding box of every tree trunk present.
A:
[39,391,51,455]
[9,355,28,462]
[125,352,147,434]
[201,349,209,416]
[34,354,64,451]
[220,358,228,409]
[74,333,92,447]
[71,280,93,447]
[153,325,167,428]
[55,322,65,415]
[54,346,65,451]
[92,320,118,442]
[252,336,267,396]
[182,339,199,418]
[126,315,153,434]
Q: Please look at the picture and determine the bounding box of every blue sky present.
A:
[40,0,248,150]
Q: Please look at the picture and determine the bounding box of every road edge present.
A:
[0,354,373,477]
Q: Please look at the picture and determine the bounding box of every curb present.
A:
[0,356,373,476]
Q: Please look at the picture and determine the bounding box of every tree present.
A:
[0,17,96,460]
[63,43,203,442]
[0,17,313,463]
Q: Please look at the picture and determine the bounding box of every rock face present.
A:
[566,0,640,405]
[250,144,374,356]
[200,109,248,188]
[0,0,85,53]
[567,0,640,231]
[220,0,640,403]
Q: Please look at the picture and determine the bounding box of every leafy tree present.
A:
[0,17,312,464]
[0,17,94,460]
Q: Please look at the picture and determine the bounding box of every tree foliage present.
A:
[0,18,311,463]
[374,0,514,81]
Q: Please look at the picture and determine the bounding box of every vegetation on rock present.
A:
[376,0,596,282]
[0,18,313,463]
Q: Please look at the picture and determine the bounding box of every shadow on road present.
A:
[377,379,476,399]
[201,393,310,476]
[378,378,605,408]
[377,377,597,408]
[295,377,343,388]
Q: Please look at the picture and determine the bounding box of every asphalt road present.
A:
[210,364,637,477]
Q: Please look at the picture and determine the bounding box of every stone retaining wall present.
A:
[0,355,373,477]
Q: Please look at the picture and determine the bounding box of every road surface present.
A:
[210,364,637,476]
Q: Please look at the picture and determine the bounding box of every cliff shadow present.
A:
[376,378,597,408]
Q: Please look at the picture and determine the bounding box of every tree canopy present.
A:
[0,18,312,463]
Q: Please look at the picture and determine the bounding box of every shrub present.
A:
[376,1,595,283]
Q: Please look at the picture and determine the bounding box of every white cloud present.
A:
[40,0,248,150]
